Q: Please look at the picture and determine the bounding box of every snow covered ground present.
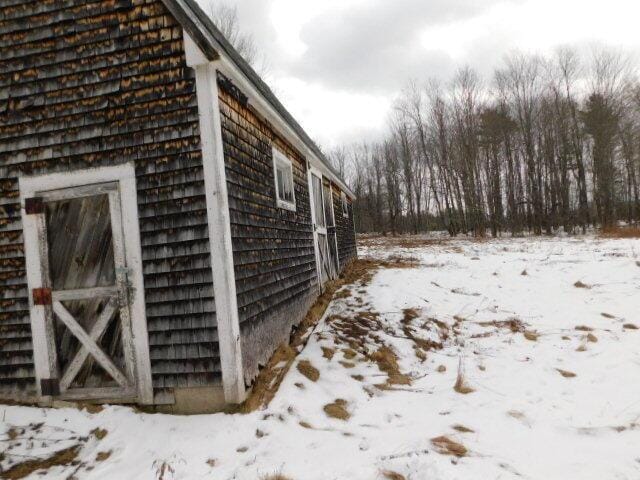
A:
[1,235,639,479]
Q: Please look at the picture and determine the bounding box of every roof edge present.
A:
[160,0,355,198]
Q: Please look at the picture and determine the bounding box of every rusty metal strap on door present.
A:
[32,288,52,306]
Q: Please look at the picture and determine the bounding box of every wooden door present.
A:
[323,182,339,279]
[21,173,150,403]
[309,168,332,287]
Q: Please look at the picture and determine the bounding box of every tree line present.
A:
[331,48,640,236]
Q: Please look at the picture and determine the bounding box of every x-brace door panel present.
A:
[24,182,138,401]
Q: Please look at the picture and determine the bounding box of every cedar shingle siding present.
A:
[0,0,357,408]
[217,77,318,382]
[0,0,219,400]
[334,190,357,267]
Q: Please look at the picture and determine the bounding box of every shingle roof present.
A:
[160,0,354,198]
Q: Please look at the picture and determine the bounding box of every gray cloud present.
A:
[289,0,522,92]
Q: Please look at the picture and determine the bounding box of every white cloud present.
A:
[214,0,640,147]
[274,76,390,147]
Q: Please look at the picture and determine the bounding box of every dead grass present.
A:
[324,399,350,421]
[91,428,108,440]
[575,325,594,332]
[402,308,420,323]
[342,348,357,359]
[296,360,320,382]
[381,470,406,480]
[261,475,293,480]
[556,368,577,378]
[96,450,112,462]
[587,333,598,343]
[1,445,80,479]
[452,424,475,433]
[321,347,335,360]
[430,436,468,457]
[601,312,616,319]
[523,330,538,341]
[240,345,296,413]
[600,226,640,238]
[369,346,412,387]
[453,357,475,394]
[240,258,397,412]
[574,280,591,289]
[480,317,525,333]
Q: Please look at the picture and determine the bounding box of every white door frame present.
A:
[308,165,329,289]
[19,163,153,404]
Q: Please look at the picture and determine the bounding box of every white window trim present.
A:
[272,147,296,212]
[341,191,349,218]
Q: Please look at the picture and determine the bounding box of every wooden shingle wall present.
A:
[217,75,318,383]
[0,0,220,401]
[333,188,357,267]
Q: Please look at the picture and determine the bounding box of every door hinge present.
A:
[40,378,60,396]
[24,197,45,215]
[32,288,52,306]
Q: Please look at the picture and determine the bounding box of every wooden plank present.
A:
[107,189,137,390]
[60,298,117,391]
[52,286,118,302]
[60,386,137,403]
[52,300,129,388]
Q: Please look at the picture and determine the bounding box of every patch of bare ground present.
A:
[324,399,350,421]
[1,446,80,480]
[574,280,591,289]
[296,360,320,382]
[599,226,640,238]
[523,330,539,341]
[623,323,638,330]
[601,312,616,319]
[430,436,468,457]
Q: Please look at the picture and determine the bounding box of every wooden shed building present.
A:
[0,0,357,412]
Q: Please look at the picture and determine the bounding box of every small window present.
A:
[341,192,349,218]
[272,147,296,211]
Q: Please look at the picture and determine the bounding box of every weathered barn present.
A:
[0,0,357,413]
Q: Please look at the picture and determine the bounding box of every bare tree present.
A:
[343,47,640,236]
[207,2,269,75]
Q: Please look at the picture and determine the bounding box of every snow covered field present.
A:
[1,235,639,479]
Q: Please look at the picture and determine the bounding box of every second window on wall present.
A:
[272,147,296,211]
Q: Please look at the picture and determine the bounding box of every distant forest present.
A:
[330,48,640,236]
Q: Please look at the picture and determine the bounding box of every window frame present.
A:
[341,192,349,218]
[272,147,296,212]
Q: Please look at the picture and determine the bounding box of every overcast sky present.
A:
[199,0,640,148]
